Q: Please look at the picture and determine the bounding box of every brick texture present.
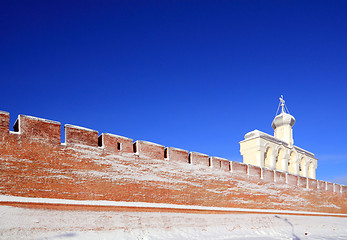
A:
[307,178,318,190]
[0,110,346,215]
[262,168,274,182]
[0,111,9,135]
[134,140,165,160]
[317,180,326,191]
[189,152,209,166]
[334,184,342,194]
[220,159,230,172]
[17,115,61,145]
[210,157,230,172]
[65,124,98,147]
[248,165,261,180]
[298,176,307,189]
[99,133,133,153]
[275,171,286,184]
[166,147,189,163]
[326,182,334,193]
[343,186,347,196]
[287,174,298,186]
[231,161,247,175]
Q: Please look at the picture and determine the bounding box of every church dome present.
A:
[271,112,295,130]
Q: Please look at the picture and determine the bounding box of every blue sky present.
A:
[1,1,346,184]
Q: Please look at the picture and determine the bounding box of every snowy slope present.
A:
[1,204,347,240]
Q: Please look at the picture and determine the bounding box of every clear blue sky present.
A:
[1,1,346,184]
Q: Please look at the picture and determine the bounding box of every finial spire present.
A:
[279,95,285,113]
[275,95,290,116]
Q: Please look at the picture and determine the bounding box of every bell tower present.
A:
[271,95,295,146]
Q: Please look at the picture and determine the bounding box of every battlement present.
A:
[65,124,98,147]
[0,111,9,135]
[0,110,346,214]
[165,147,189,163]
[13,114,61,145]
[99,133,133,153]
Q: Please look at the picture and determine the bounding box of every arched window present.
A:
[276,148,284,171]
[308,161,316,179]
[299,157,307,177]
[288,151,297,175]
[264,147,272,169]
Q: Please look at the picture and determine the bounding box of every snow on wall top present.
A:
[135,140,165,148]
[0,110,9,115]
[65,124,98,132]
[102,132,133,141]
[18,114,61,125]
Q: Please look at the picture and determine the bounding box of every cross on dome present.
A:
[276,95,290,116]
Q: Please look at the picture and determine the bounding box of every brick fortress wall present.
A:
[0,110,346,213]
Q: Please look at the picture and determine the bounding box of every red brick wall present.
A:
[275,171,286,184]
[220,159,230,172]
[65,124,98,147]
[326,182,334,193]
[334,184,342,194]
[0,111,9,135]
[317,180,326,191]
[248,165,261,180]
[166,147,189,163]
[189,152,209,166]
[0,110,346,214]
[210,157,230,172]
[262,168,274,182]
[298,176,307,189]
[343,186,347,196]
[99,133,133,153]
[210,156,221,169]
[231,161,247,175]
[307,178,318,190]
[17,115,61,145]
[134,140,165,160]
[287,174,298,186]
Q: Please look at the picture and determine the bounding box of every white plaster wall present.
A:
[240,131,317,179]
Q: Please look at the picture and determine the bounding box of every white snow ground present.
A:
[1,204,347,240]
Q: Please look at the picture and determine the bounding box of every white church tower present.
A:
[239,96,318,179]
[271,96,295,146]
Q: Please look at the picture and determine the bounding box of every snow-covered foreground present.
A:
[1,205,346,240]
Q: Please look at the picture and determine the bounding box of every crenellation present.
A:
[189,152,210,166]
[307,178,318,190]
[210,157,230,172]
[334,184,342,194]
[0,109,345,214]
[99,133,133,153]
[0,111,9,135]
[210,156,221,168]
[231,161,247,174]
[286,173,298,186]
[247,165,262,179]
[65,124,98,147]
[274,171,286,184]
[343,186,347,196]
[15,114,61,145]
[134,140,165,160]
[326,182,334,193]
[262,168,275,182]
[298,176,307,189]
[220,158,230,172]
[317,180,326,191]
[166,147,189,163]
